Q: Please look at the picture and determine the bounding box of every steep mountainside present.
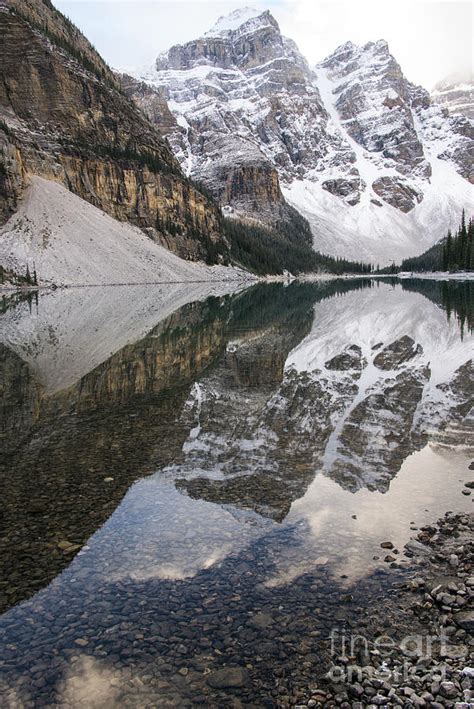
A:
[0,0,228,263]
[431,72,474,119]
[129,8,474,264]
[126,9,329,234]
[0,177,250,285]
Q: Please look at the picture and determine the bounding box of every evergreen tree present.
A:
[467,218,473,270]
[446,230,452,269]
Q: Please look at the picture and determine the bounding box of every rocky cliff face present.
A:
[129,8,474,264]
[431,72,474,119]
[118,72,283,221]
[0,0,228,262]
[125,8,326,234]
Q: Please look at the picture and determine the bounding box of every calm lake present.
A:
[0,278,473,707]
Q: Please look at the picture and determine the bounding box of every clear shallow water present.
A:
[0,278,472,707]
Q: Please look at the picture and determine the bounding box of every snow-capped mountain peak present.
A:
[203,7,274,38]
[126,8,474,265]
[432,70,473,93]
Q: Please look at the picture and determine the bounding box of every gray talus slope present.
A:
[0,177,251,286]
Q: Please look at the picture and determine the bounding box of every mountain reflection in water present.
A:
[0,278,472,707]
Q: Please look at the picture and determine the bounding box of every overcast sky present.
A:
[54,0,473,90]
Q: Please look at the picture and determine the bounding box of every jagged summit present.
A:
[319,37,394,74]
[127,7,473,264]
[203,7,275,37]
[153,6,289,72]
[364,38,389,52]
[318,38,393,67]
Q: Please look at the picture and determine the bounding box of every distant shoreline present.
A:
[298,271,474,283]
[1,271,473,293]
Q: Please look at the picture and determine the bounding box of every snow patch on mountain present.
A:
[283,150,474,264]
[316,65,401,195]
[280,41,474,263]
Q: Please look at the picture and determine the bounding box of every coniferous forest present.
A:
[224,218,373,275]
[400,211,473,273]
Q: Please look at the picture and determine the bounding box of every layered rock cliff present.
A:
[0,176,251,286]
[123,9,325,235]
[129,8,474,264]
[0,0,228,262]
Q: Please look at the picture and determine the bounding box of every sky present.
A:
[54,0,473,90]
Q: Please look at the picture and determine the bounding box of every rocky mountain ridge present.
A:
[0,0,229,264]
[129,7,474,264]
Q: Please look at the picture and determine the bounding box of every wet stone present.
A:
[73,638,88,647]
[454,610,474,632]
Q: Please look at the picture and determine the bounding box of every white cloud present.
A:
[273,0,473,88]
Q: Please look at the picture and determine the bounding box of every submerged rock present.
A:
[207,666,250,689]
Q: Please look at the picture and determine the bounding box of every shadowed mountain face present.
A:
[0,279,472,616]
[0,0,226,262]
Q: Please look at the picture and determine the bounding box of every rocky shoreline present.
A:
[306,503,474,707]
